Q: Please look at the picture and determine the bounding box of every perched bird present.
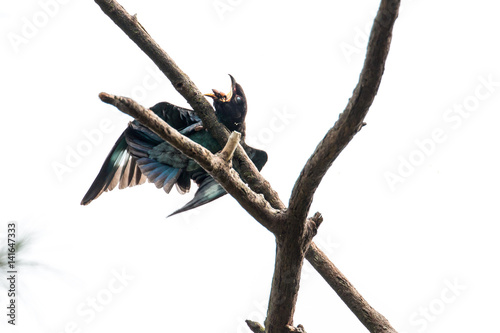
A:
[81,75,267,216]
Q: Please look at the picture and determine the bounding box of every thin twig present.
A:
[219,131,241,163]
[246,320,266,333]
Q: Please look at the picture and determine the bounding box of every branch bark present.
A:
[287,0,400,224]
[265,237,306,332]
[265,213,322,333]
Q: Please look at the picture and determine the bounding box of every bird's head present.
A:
[205,74,247,133]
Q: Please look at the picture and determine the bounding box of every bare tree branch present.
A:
[98,93,280,232]
[265,211,322,332]
[287,0,401,224]
[94,0,285,211]
[306,243,397,333]
[93,1,401,332]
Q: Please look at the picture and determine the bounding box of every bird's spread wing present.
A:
[124,121,187,193]
[80,102,200,205]
[150,102,200,129]
[81,101,270,216]
[125,120,227,216]
[80,131,147,205]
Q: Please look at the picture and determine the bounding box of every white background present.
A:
[1,0,499,332]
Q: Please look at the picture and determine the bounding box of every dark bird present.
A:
[81,75,267,216]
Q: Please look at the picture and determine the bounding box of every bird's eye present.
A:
[235,96,243,104]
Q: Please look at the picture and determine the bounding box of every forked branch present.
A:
[93,1,400,332]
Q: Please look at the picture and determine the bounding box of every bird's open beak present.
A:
[204,89,226,101]
[204,74,236,102]
[204,91,216,99]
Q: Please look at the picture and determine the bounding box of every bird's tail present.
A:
[168,174,226,217]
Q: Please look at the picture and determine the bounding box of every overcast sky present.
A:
[1,1,500,332]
